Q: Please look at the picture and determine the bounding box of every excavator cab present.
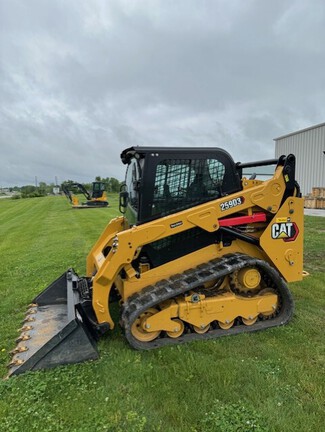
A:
[92,181,107,199]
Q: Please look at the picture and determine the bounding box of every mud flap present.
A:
[8,270,99,377]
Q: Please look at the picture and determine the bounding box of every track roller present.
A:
[218,320,235,330]
[166,319,185,338]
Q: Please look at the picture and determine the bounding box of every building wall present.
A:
[274,123,325,196]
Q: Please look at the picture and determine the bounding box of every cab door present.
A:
[123,158,141,225]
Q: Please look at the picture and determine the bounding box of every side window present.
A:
[153,163,167,198]
[151,158,226,217]
[125,159,140,210]
[154,160,195,199]
[206,159,225,192]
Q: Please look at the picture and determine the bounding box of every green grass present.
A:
[0,196,324,432]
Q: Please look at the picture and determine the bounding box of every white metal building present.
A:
[274,122,325,196]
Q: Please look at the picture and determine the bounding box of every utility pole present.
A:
[35,176,38,188]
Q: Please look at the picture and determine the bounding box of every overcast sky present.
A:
[1,0,324,187]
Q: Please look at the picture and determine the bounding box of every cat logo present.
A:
[271,222,299,241]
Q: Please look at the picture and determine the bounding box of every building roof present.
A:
[274,122,325,141]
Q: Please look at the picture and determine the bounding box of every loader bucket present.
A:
[8,270,99,377]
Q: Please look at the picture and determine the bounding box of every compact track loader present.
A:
[9,146,304,376]
[62,181,109,208]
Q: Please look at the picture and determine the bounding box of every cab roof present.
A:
[120,146,234,165]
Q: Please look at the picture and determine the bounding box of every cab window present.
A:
[125,159,140,210]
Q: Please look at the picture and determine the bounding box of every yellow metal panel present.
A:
[260,197,304,282]
[86,216,125,276]
[144,291,278,331]
[187,207,220,232]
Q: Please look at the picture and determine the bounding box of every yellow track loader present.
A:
[8,146,304,376]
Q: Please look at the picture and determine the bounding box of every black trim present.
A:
[281,154,297,203]
[219,227,259,246]
[236,158,278,170]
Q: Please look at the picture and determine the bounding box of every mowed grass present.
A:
[0,196,324,432]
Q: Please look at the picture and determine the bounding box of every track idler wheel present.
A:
[259,288,279,318]
[131,308,161,342]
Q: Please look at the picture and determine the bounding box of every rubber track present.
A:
[121,253,294,350]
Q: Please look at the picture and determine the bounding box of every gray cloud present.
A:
[1,0,325,186]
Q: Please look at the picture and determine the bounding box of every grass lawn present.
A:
[0,196,324,432]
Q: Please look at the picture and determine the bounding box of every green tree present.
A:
[38,182,47,195]
[109,177,120,192]
[20,185,46,198]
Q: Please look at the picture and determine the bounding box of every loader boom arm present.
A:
[87,161,303,329]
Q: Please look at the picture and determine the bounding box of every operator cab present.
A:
[120,146,242,226]
[92,181,106,199]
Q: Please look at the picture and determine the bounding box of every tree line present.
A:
[9,177,121,199]
[62,177,121,193]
